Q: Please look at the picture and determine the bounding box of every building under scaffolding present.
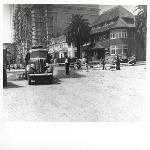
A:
[9,4,100,63]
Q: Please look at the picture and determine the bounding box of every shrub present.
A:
[70,57,77,62]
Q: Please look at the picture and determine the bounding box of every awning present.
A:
[80,45,89,51]
[82,42,105,51]
[91,42,105,50]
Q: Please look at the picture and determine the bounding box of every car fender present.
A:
[47,65,53,73]
[26,64,35,74]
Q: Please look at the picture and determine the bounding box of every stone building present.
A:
[84,5,136,62]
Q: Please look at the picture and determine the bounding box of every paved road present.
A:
[3,64,147,122]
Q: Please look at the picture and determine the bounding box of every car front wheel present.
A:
[48,75,53,84]
[28,75,31,85]
[3,71,7,87]
[25,71,28,80]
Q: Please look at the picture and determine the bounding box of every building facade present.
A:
[50,4,100,37]
[49,35,77,59]
[89,5,135,62]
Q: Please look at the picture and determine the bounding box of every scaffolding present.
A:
[10,4,53,63]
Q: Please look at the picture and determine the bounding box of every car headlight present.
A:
[47,68,51,72]
[46,63,49,67]
[47,65,53,72]
[31,63,35,68]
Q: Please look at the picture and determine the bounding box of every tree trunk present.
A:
[143,38,146,61]
[77,38,80,59]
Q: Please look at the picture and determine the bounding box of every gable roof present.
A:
[57,35,66,43]
[50,35,66,45]
[90,17,134,34]
[91,5,134,27]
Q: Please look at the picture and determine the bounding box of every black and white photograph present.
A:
[1,1,150,150]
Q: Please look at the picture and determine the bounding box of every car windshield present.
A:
[30,51,47,58]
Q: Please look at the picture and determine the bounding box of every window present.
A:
[30,51,47,58]
[111,49,116,54]
[110,45,116,55]
[119,32,122,38]
[122,45,128,54]
[110,33,115,39]
[124,32,127,38]
[110,29,127,39]
[110,45,128,55]
[99,36,102,40]
[75,52,77,57]
[123,49,127,54]
[103,35,105,39]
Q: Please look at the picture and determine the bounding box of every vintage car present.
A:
[128,56,136,65]
[25,46,53,85]
[3,66,7,87]
[3,48,7,87]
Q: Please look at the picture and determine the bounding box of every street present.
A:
[3,64,146,122]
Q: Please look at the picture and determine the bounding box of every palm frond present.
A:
[65,14,91,58]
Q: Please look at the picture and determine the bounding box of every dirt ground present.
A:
[3,63,147,122]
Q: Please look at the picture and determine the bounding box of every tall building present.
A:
[50,4,100,37]
[9,4,99,64]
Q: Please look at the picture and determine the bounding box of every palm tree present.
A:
[65,14,91,58]
[134,5,147,60]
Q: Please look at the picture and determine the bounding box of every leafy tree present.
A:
[65,14,91,58]
[134,5,147,60]
[135,5,147,38]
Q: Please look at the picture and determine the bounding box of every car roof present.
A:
[29,49,48,53]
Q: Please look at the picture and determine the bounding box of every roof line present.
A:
[101,5,120,15]
[118,17,130,27]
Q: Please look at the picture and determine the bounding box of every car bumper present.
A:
[29,73,53,76]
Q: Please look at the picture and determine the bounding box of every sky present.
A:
[3,4,137,43]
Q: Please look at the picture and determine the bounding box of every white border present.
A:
[1,1,150,150]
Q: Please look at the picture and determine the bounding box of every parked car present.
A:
[3,66,7,87]
[128,55,136,65]
[114,55,136,66]
[25,46,53,85]
[3,49,7,87]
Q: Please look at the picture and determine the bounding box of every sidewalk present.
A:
[136,61,146,65]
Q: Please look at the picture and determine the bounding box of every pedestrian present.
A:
[9,64,10,71]
[65,55,70,75]
[85,56,89,71]
[101,58,106,70]
[116,54,121,70]
[76,58,81,69]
